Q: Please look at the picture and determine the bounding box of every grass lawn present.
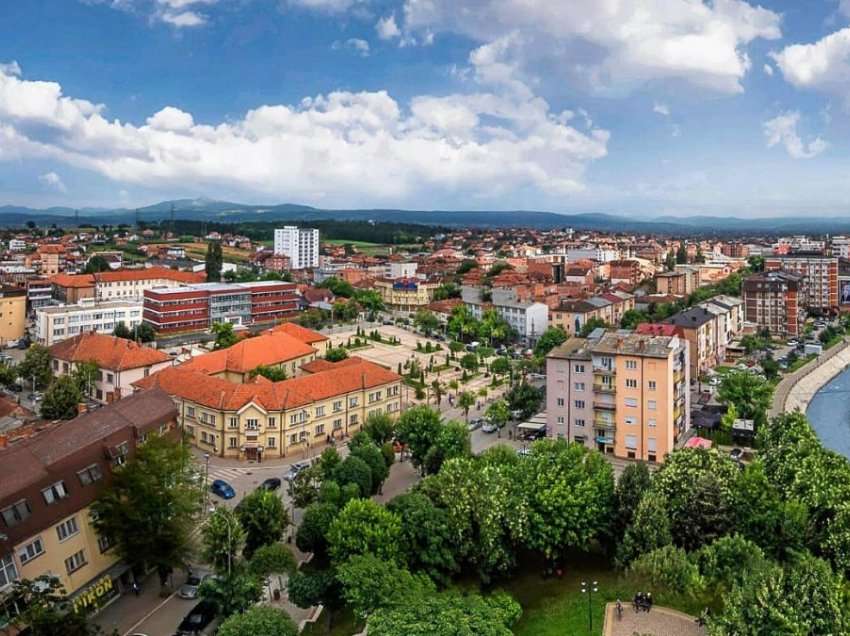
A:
[300,608,360,636]
[787,353,817,373]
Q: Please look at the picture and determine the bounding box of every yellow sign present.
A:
[72,574,114,614]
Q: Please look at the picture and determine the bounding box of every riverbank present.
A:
[770,336,850,419]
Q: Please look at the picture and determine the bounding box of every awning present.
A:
[685,436,713,449]
[518,413,547,431]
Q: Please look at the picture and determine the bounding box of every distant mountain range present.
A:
[0,199,848,236]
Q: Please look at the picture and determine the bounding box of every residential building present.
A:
[50,268,205,304]
[0,287,26,346]
[546,330,689,463]
[8,239,26,252]
[742,271,805,337]
[764,254,838,313]
[36,300,143,346]
[26,278,53,314]
[656,268,699,296]
[37,245,65,277]
[385,262,418,279]
[721,243,749,258]
[664,307,720,379]
[462,286,548,341]
[549,292,634,335]
[134,357,401,461]
[0,390,177,613]
[142,281,299,333]
[375,279,439,313]
[609,259,642,286]
[49,333,173,403]
[273,226,319,270]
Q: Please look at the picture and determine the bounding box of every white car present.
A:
[482,422,497,434]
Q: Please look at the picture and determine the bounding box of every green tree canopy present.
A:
[718,371,773,427]
[423,420,471,475]
[387,492,459,583]
[616,491,672,568]
[533,326,567,358]
[395,405,442,468]
[217,606,298,636]
[112,321,132,340]
[249,364,287,381]
[327,499,403,565]
[325,347,349,362]
[362,411,395,445]
[333,455,373,498]
[205,240,223,282]
[40,375,82,420]
[337,554,435,621]
[236,489,289,559]
[296,501,339,557]
[18,343,53,389]
[212,321,239,349]
[84,254,112,274]
[201,507,246,573]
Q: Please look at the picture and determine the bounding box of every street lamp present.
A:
[203,453,210,514]
[581,580,598,634]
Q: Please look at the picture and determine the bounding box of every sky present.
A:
[2,1,850,217]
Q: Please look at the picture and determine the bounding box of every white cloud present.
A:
[159,10,206,26]
[763,111,828,159]
[772,28,850,104]
[376,14,401,40]
[82,0,215,27]
[400,0,781,94]
[671,124,682,137]
[763,63,773,76]
[286,0,362,13]
[653,102,670,116]
[39,172,67,193]
[0,61,609,206]
[0,61,21,77]
[332,38,370,57]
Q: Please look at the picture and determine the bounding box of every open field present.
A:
[178,241,254,263]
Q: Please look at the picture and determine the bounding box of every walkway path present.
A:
[603,603,705,636]
[770,337,850,419]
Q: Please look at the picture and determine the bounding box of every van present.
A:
[466,341,480,352]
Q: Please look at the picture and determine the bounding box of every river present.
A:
[806,364,850,459]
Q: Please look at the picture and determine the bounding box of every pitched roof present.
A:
[180,331,317,375]
[50,273,95,288]
[50,267,204,289]
[49,332,171,370]
[268,322,329,344]
[134,359,400,411]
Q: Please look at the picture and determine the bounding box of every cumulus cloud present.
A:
[286,0,363,12]
[399,0,781,94]
[39,172,67,193]
[763,111,828,159]
[653,102,670,116]
[772,28,850,104]
[0,61,21,77]
[763,63,774,76]
[376,14,401,40]
[332,38,370,57]
[0,61,609,206]
[82,0,215,27]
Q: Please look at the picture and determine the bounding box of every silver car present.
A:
[178,573,211,600]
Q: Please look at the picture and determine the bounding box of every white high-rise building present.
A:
[273,226,320,269]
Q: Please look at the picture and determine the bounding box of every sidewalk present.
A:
[94,570,172,635]
[770,337,850,418]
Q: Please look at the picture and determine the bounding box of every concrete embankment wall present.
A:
[779,340,850,416]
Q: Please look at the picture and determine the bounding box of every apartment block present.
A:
[462,286,548,341]
[0,287,26,346]
[764,254,838,313]
[143,280,299,333]
[546,330,690,463]
[36,300,143,346]
[50,267,205,304]
[664,307,720,379]
[656,268,699,296]
[742,271,805,337]
[0,390,177,615]
[273,226,319,270]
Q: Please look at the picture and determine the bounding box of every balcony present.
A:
[593,381,616,394]
[593,366,616,376]
[593,414,615,429]
[593,400,616,411]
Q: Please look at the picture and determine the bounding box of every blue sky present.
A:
[1,0,850,217]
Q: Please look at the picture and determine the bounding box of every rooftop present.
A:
[49,332,172,370]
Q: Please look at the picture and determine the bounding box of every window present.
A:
[42,481,69,505]
[350,414,358,425]
[574,400,585,409]
[625,416,638,425]
[624,397,638,408]
[648,418,657,428]
[315,424,325,436]
[56,517,79,541]
[106,373,114,384]
[574,364,585,373]
[77,464,103,486]
[246,419,259,431]
[97,535,112,553]
[229,437,237,448]
[1,500,31,528]
[648,380,657,391]
[65,549,87,574]
[625,360,637,370]
[625,434,638,450]
[648,400,657,411]
[267,417,276,429]
[229,417,238,429]
[556,398,565,407]
[556,416,565,424]
[0,553,17,589]
[186,406,195,418]
[289,434,298,444]
[315,406,325,417]
[575,418,586,427]
[333,418,343,430]
[267,437,276,448]
[333,400,343,412]
[18,537,44,564]
[349,397,358,407]
[625,379,638,389]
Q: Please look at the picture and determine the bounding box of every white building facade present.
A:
[273,226,320,269]
[36,299,143,346]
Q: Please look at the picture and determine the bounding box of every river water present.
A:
[806,364,850,459]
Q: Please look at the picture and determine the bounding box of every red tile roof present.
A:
[50,267,204,289]
[268,322,329,344]
[50,273,95,288]
[134,358,399,411]
[180,331,317,375]
[49,333,172,370]
[635,323,684,338]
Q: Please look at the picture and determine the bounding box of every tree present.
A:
[460,353,479,372]
[718,371,773,426]
[533,326,567,358]
[325,347,349,362]
[629,545,704,595]
[136,322,156,343]
[363,411,394,445]
[612,463,652,545]
[337,554,435,621]
[72,360,99,396]
[91,434,201,591]
[247,543,297,594]
[423,420,470,475]
[387,492,459,583]
[2,575,110,636]
[620,309,651,330]
[217,606,298,636]
[212,321,239,349]
[84,254,111,274]
[616,492,672,567]
[236,489,289,559]
[720,401,738,433]
[201,507,245,573]
[414,309,440,335]
[694,535,767,592]
[333,455,373,498]
[458,391,475,422]
[676,242,687,264]
[395,405,442,468]
[521,440,615,560]
[318,276,354,298]
[709,554,850,636]
[40,375,82,420]
[579,317,608,337]
[485,399,510,436]
[505,382,543,420]
[205,240,223,282]
[199,567,262,617]
[287,569,342,611]
[18,343,53,389]
[296,502,339,556]
[367,590,521,636]
[248,364,287,381]
[112,321,132,339]
[490,356,511,377]
[447,305,478,342]
[349,434,390,494]
[327,499,402,565]
[287,464,322,509]
[354,289,385,314]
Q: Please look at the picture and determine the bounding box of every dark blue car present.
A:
[210,479,235,499]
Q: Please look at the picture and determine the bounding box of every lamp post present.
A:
[581,580,598,635]
[203,452,210,515]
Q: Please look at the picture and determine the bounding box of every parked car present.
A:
[482,421,497,434]
[178,572,211,600]
[283,462,310,481]
[258,477,282,492]
[467,418,483,432]
[729,448,744,462]
[210,479,235,500]
[176,600,217,635]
